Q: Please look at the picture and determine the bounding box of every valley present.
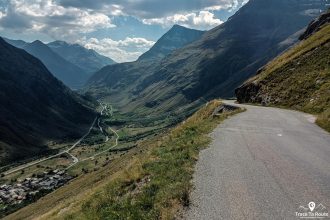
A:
[0,99,186,217]
[1,100,242,220]
[0,0,329,219]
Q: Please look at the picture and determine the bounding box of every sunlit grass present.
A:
[244,24,330,132]
[61,100,242,220]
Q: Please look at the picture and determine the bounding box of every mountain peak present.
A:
[171,24,186,29]
[49,40,70,47]
[30,40,46,47]
[169,24,200,32]
[32,39,43,44]
[138,25,205,61]
[47,40,116,73]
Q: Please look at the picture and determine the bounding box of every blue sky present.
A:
[0,0,248,62]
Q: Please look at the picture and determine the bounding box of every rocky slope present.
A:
[138,25,205,61]
[236,10,330,131]
[0,37,96,165]
[87,0,328,115]
[299,9,330,40]
[48,41,115,74]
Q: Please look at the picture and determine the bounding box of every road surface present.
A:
[184,101,330,220]
[82,102,119,161]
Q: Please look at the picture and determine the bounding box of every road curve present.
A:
[184,101,330,220]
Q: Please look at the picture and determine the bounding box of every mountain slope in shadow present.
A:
[5,39,88,89]
[0,37,96,165]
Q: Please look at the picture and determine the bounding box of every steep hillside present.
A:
[48,41,115,74]
[0,37,96,165]
[4,101,241,220]
[5,39,88,89]
[236,11,330,131]
[87,0,328,116]
[3,38,27,48]
[138,25,205,61]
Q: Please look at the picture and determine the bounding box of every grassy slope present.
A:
[5,100,241,220]
[239,24,330,131]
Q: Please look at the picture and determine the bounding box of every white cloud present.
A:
[0,0,115,39]
[58,0,246,19]
[204,0,245,11]
[0,0,248,62]
[142,11,223,30]
[78,37,155,63]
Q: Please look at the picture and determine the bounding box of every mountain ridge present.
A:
[87,0,328,115]
[0,37,96,165]
[4,38,88,89]
[235,10,330,131]
[48,40,116,74]
[138,25,205,61]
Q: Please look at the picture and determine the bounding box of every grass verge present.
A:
[58,100,242,220]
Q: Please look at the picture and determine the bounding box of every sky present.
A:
[0,0,248,62]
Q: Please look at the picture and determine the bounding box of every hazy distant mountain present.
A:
[48,40,116,74]
[3,38,27,48]
[0,37,96,165]
[87,0,328,115]
[5,39,89,89]
[21,40,88,89]
[138,25,205,61]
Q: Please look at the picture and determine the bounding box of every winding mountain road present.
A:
[3,102,112,175]
[3,117,97,175]
[82,102,120,161]
[184,101,330,220]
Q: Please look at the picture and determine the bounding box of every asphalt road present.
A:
[184,101,330,220]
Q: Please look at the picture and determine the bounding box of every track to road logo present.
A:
[296,202,329,219]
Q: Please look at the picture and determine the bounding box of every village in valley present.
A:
[0,169,72,209]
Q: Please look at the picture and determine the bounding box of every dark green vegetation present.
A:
[0,37,96,166]
[86,0,328,117]
[236,10,330,131]
[138,25,205,61]
[48,41,115,75]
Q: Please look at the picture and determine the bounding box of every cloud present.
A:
[58,0,247,19]
[142,11,223,30]
[78,37,155,63]
[0,0,248,62]
[0,0,115,39]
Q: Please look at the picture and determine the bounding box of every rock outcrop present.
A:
[299,9,330,40]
